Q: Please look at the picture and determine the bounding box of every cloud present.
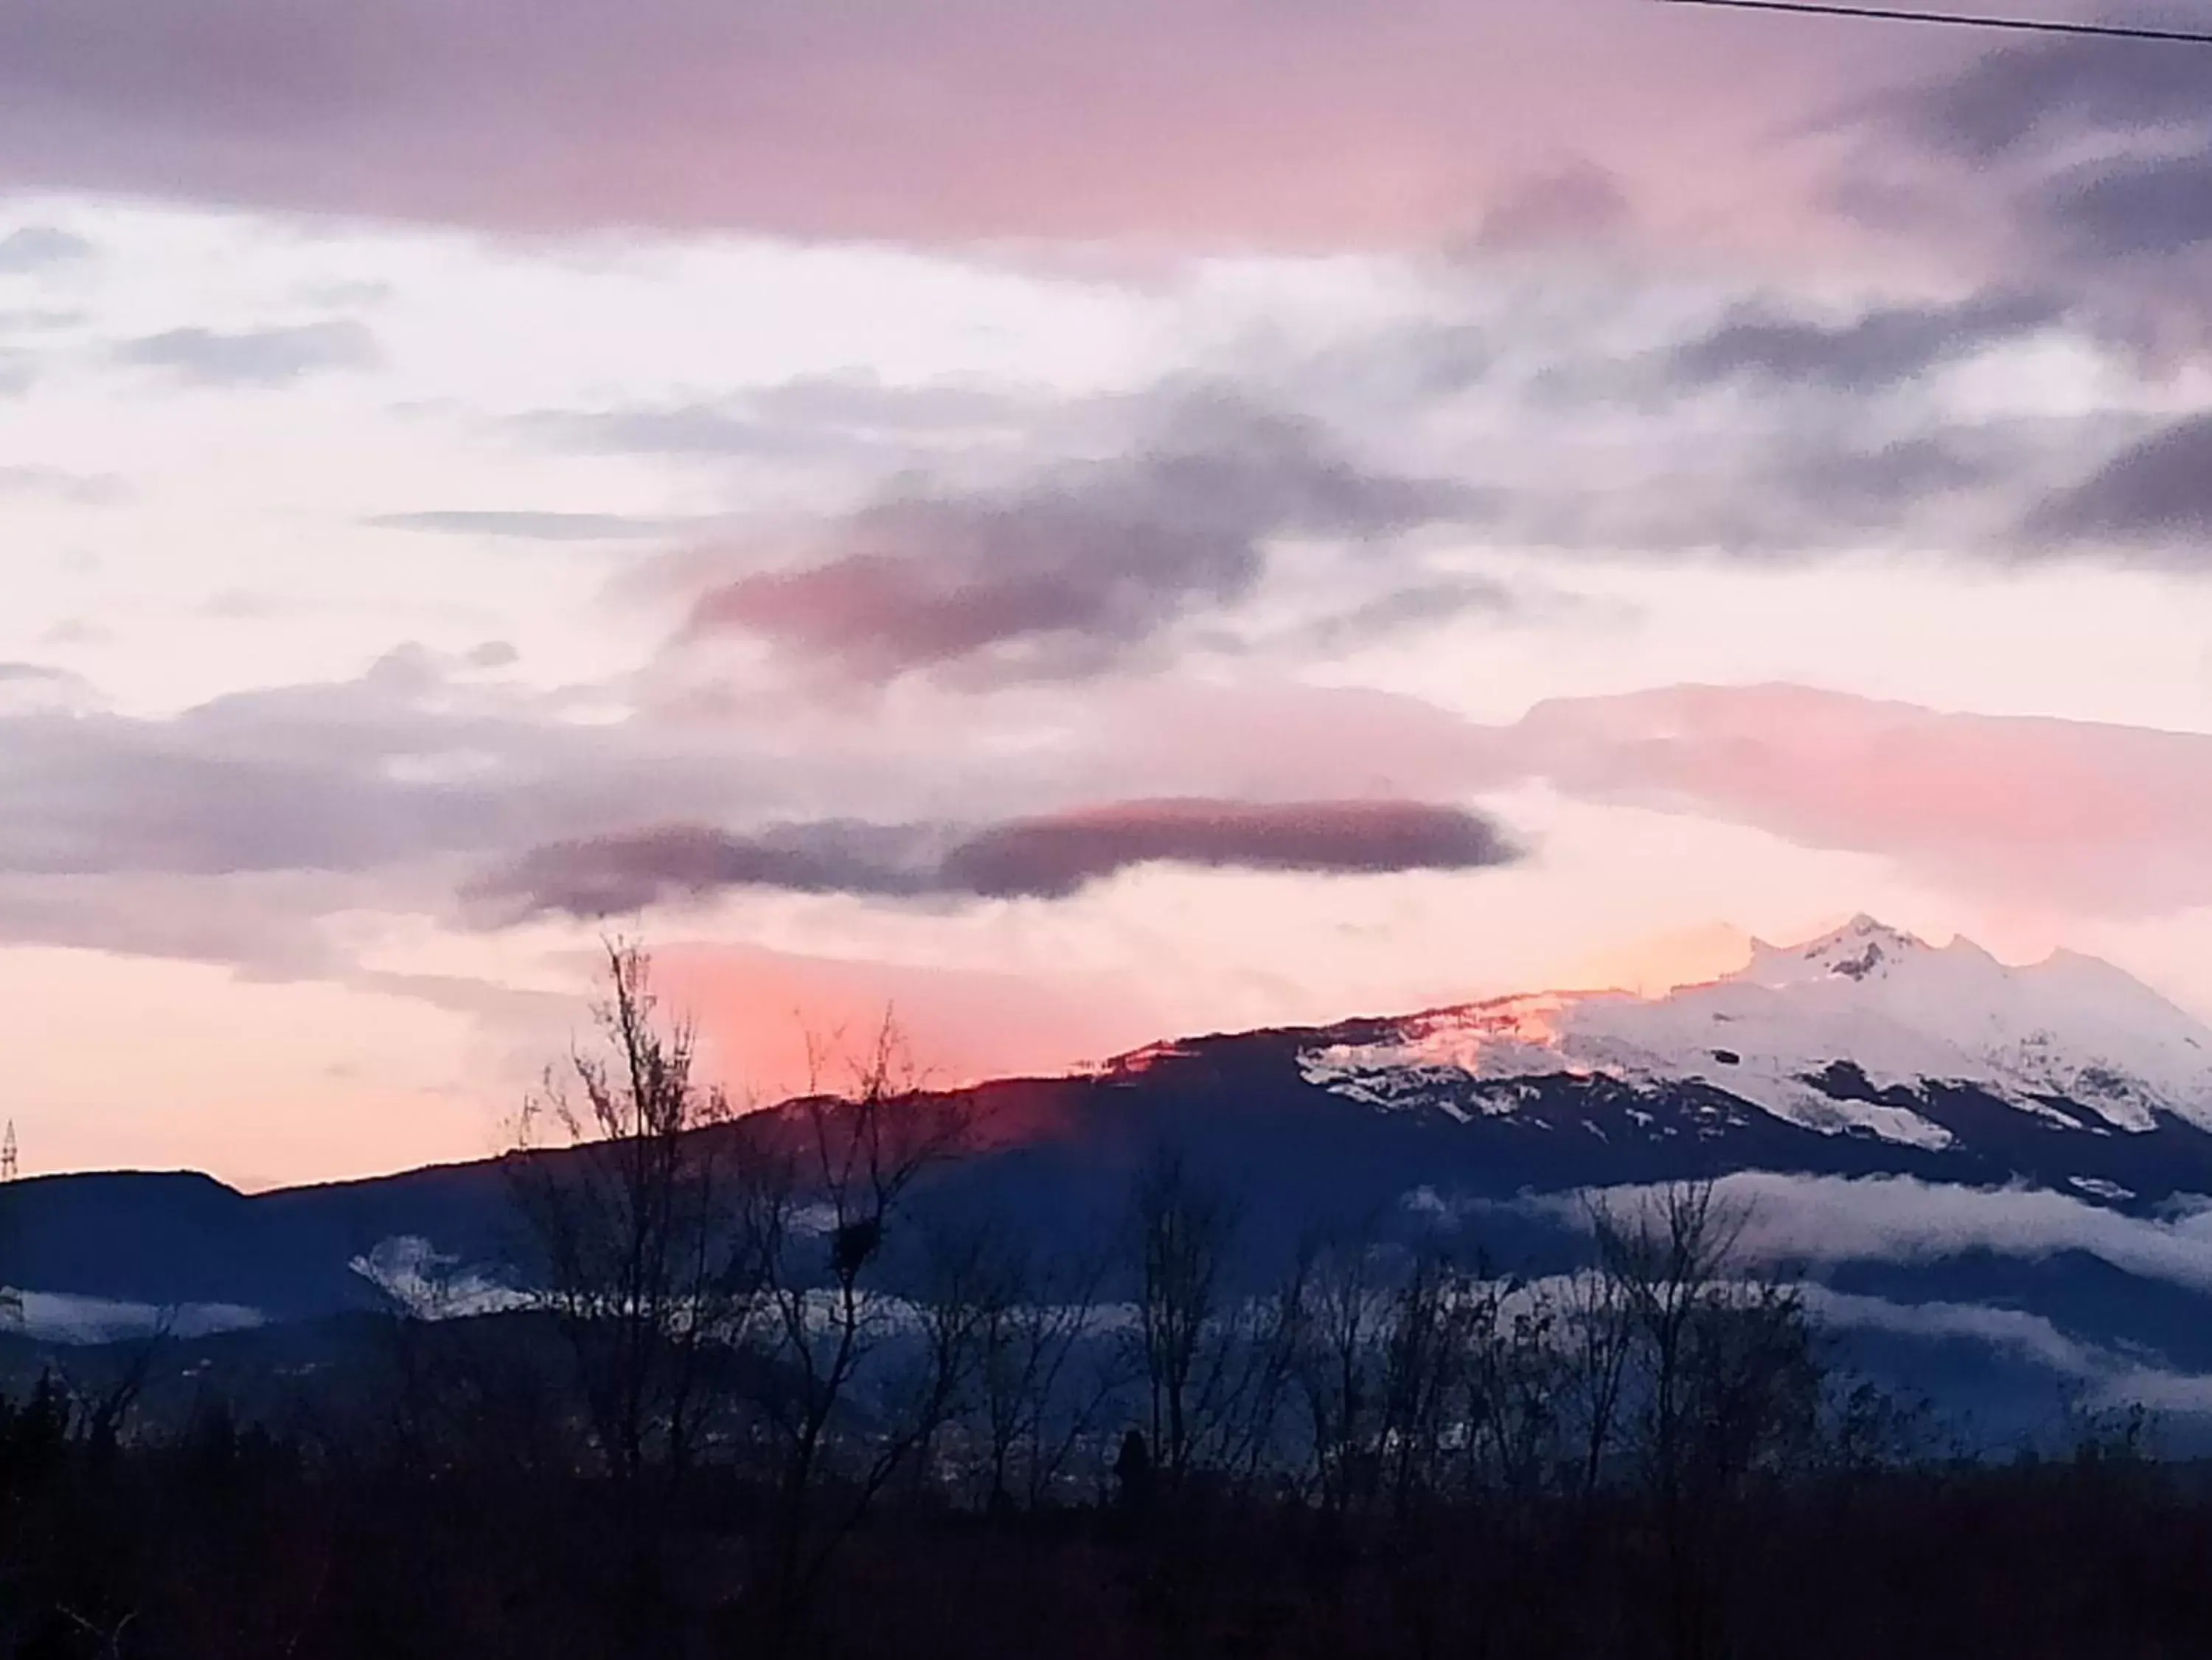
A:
[0,868,417,977]
[0,642,1528,981]
[18,1291,263,1345]
[478,822,940,916]
[0,224,91,271]
[115,318,380,386]
[1801,1289,2212,1417]
[1864,42,2212,332]
[1889,41,2212,162]
[366,510,685,542]
[2026,414,2212,554]
[10,649,2212,974]
[0,650,1495,888]
[1202,274,2117,565]
[476,799,1520,918]
[1283,576,1523,653]
[0,662,100,717]
[0,0,1913,248]
[939,798,1518,898]
[2048,153,2212,262]
[1799,1286,2107,1378]
[351,1235,526,1319]
[1771,433,2000,512]
[1529,1182,2212,1412]
[1540,1172,2212,1299]
[0,645,747,884]
[0,348,37,396]
[523,377,1027,463]
[0,463,128,505]
[1498,684,2212,916]
[680,394,1476,683]
[1670,290,2065,394]
[1474,161,1633,251]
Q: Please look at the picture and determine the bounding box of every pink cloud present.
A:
[639,673,2212,918]
[0,0,1943,251]
[1503,684,2212,916]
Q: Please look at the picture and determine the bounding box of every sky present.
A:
[6,0,2212,1187]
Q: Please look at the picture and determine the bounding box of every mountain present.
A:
[1298,913,2212,1190]
[10,916,2212,1437]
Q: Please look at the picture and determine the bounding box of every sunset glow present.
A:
[5,2,2212,1185]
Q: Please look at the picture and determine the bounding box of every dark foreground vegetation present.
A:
[5,1373,2210,1660]
[7,948,2211,1658]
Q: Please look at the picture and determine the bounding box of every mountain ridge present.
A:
[10,916,2212,1436]
[1293,915,2212,1151]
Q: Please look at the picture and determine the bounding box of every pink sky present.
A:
[4,2,2211,1184]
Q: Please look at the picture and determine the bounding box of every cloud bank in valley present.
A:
[1534,1172,2212,1297]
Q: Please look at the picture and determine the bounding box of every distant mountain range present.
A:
[11,916,2212,1438]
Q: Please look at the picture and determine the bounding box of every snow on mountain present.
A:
[1298,916,2212,1149]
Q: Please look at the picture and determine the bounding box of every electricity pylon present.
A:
[0,1122,21,1334]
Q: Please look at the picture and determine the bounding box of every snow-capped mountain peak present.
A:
[1736,914,1932,988]
[1297,918,2212,1150]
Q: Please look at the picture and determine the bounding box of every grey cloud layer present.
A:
[1187,272,2174,568]
[477,801,1520,918]
[0,225,91,271]
[1671,290,2065,394]
[678,396,1480,683]
[525,377,1032,461]
[366,511,688,543]
[0,0,1896,244]
[0,647,749,883]
[0,648,1520,968]
[1897,43,2212,161]
[7,642,2211,981]
[1869,43,2212,307]
[116,318,380,386]
[2027,414,2212,552]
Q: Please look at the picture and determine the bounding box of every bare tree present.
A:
[1128,1150,1237,1484]
[1593,1179,1821,1660]
[1125,1151,1301,1491]
[970,1241,1115,1513]
[1467,1283,1567,1504]
[1559,1225,1638,1505]
[1290,1238,1387,1513]
[1377,1252,1484,1522]
[507,941,759,1488]
[46,1317,173,1461]
[1595,1182,1745,1516]
[747,1014,973,1648]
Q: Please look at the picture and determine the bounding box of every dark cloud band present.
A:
[478,800,1522,918]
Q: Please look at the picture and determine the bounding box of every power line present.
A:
[1663,0,2212,43]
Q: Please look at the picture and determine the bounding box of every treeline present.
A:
[4,948,2211,1658]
